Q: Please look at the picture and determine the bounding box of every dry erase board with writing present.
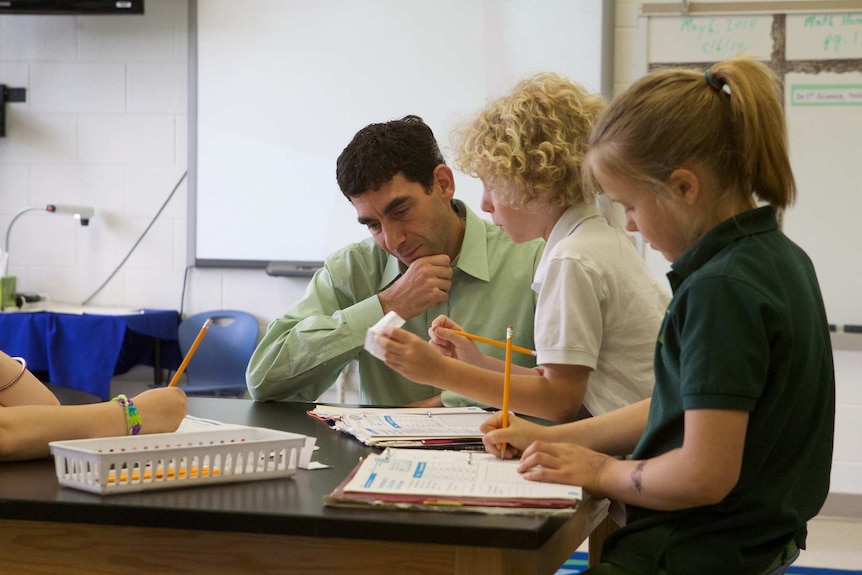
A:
[642,7,862,326]
[191,0,613,272]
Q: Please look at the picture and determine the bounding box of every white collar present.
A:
[532,202,602,293]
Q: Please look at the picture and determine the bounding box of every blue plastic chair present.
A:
[176,310,259,397]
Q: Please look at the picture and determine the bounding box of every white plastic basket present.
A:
[49,428,310,495]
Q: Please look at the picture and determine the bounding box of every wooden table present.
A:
[0,398,612,574]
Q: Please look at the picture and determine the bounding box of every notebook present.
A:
[310,405,490,448]
[325,448,582,514]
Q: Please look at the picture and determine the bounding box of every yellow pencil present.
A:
[169,317,213,387]
[500,325,513,459]
[451,329,536,357]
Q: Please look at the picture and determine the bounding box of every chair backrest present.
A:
[177,310,259,397]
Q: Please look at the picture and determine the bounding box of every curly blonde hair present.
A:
[453,72,606,209]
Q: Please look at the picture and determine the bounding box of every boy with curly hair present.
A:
[373,74,669,422]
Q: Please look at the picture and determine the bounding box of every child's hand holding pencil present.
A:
[372,325,451,385]
[125,387,188,434]
[427,314,536,366]
[427,315,486,365]
[478,410,540,460]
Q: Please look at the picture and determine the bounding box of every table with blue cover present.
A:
[0,306,182,400]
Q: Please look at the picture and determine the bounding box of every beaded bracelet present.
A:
[112,394,142,436]
[0,357,27,394]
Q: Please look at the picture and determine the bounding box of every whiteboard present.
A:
[643,9,862,327]
[191,0,613,269]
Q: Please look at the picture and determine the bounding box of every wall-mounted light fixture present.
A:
[3,204,95,276]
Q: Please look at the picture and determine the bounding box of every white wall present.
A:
[0,0,308,320]
[1,0,859,498]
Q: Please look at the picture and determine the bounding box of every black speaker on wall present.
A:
[0,1,144,15]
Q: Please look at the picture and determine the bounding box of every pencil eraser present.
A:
[364,311,406,361]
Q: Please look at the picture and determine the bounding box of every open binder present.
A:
[325,448,582,514]
[310,405,490,448]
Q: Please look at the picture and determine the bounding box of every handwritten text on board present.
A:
[788,14,862,59]
[647,16,772,63]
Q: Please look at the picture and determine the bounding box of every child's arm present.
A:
[428,316,539,375]
[0,387,187,461]
[375,326,589,422]
[482,398,651,457]
[517,408,748,511]
[0,354,60,407]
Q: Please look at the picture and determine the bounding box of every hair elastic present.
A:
[705,70,732,96]
[0,357,27,393]
[112,394,142,435]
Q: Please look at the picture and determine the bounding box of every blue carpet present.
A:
[554,552,589,575]
[554,552,862,574]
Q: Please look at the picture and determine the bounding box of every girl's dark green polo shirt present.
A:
[602,206,835,574]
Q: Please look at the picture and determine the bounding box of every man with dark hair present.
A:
[247,116,543,406]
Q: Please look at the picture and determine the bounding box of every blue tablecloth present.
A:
[0,309,182,400]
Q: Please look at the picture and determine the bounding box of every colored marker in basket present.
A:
[107,466,221,483]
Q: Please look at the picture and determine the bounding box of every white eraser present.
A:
[364,311,406,360]
[298,435,318,469]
